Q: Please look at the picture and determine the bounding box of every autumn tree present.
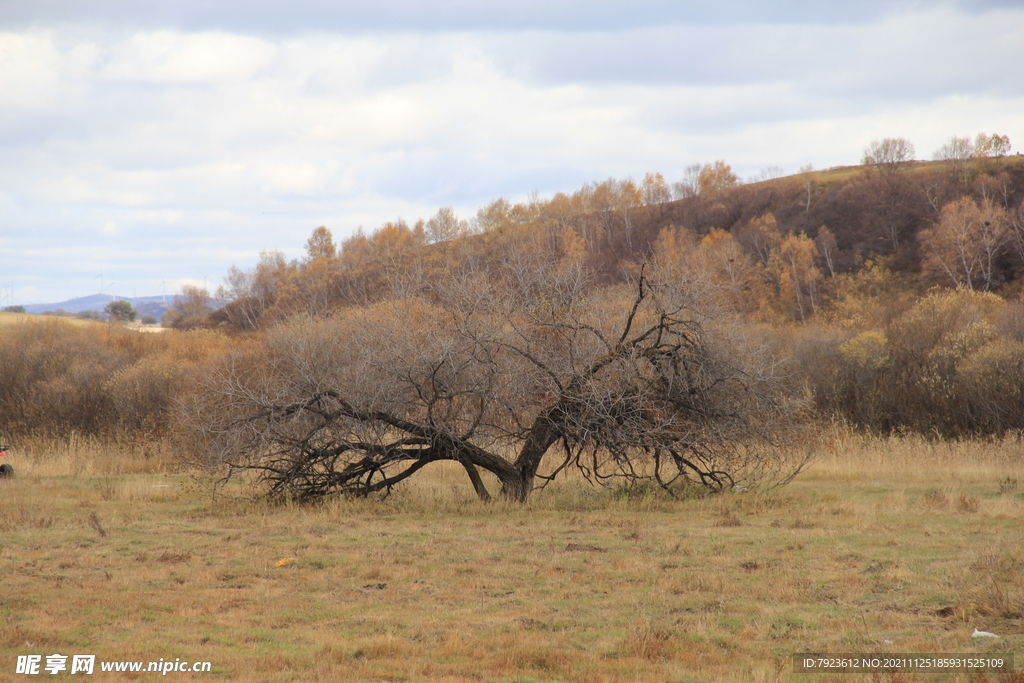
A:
[697,161,740,195]
[472,198,513,233]
[576,178,643,253]
[934,135,974,161]
[305,226,336,260]
[862,166,930,256]
[289,226,340,316]
[425,206,469,244]
[650,225,699,273]
[335,220,427,303]
[538,192,582,232]
[214,250,297,329]
[974,133,1011,158]
[973,133,1013,175]
[774,232,822,322]
[653,226,766,315]
[181,268,808,503]
[165,285,214,329]
[800,289,1024,437]
[918,197,1008,291]
[641,172,672,205]
[734,213,781,267]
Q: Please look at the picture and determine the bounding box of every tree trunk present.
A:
[458,460,492,501]
[501,410,564,502]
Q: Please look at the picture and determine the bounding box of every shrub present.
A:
[798,289,1024,436]
[0,320,227,440]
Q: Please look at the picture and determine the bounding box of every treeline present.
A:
[188,141,1024,331]
[4,137,1024,444]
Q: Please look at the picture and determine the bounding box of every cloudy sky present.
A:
[2,0,1022,305]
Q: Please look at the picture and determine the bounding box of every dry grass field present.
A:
[1,431,1022,682]
[0,312,100,329]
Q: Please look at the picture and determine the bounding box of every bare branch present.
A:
[181,268,809,503]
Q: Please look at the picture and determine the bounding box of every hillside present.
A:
[19,294,170,319]
[3,152,1023,446]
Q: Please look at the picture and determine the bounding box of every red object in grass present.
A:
[0,452,6,457]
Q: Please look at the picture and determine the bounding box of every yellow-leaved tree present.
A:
[918,197,1008,291]
[773,232,822,322]
[697,161,739,195]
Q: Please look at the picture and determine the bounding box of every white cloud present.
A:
[0,31,65,110]
[1,3,1023,304]
[101,31,278,84]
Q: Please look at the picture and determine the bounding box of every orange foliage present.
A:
[697,161,739,195]
[918,197,1008,291]
[774,232,822,322]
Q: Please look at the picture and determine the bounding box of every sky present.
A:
[1,1,1023,305]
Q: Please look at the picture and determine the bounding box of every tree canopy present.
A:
[104,299,137,322]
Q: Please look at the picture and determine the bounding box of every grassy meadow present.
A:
[2,432,1022,682]
[0,312,99,329]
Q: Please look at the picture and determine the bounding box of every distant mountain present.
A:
[21,294,171,319]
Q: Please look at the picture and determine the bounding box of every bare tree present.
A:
[213,252,295,330]
[180,267,809,503]
[799,163,817,213]
[815,226,838,279]
[750,166,785,183]
[934,135,974,161]
[862,137,915,174]
[1006,198,1024,266]
[933,135,976,186]
[425,206,468,244]
[165,285,213,330]
[672,164,703,199]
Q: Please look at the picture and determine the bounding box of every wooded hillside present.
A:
[208,151,1024,330]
